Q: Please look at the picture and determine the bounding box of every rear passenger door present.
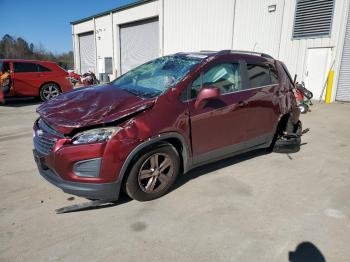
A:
[12,62,41,96]
[240,61,280,142]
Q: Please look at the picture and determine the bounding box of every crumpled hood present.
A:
[37,85,155,134]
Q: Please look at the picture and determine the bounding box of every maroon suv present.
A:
[33,50,301,201]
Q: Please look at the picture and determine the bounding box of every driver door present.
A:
[188,62,250,164]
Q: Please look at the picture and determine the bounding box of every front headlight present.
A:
[72,127,122,145]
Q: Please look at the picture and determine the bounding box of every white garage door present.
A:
[79,32,96,74]
[120,18,159,74]
[336,6,350,102]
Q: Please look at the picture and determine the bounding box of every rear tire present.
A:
[39,83,61,102]
[124,143,180,201]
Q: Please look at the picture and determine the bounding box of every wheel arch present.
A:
[117,132,191,188]
[39,81,62,96]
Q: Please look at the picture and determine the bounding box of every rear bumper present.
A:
[35,161,121,201]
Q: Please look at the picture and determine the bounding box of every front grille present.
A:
[38,119,63,137]
[33,134,56,155]
[33,119,61,155]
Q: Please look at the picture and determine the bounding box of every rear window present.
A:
[14,62,38,73]
[247,64,271,88]
[38,64,51,72]
[247,63,279,88]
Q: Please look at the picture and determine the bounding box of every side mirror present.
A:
[194,86,220,109]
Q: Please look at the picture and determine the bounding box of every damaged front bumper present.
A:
[33,149,121,201]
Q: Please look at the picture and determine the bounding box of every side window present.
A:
[270,65,279,85]
[13,62,38,73]
[247,64,271,88]
[38,64,51,72]
[1,62,10,72]
[191,63,241,98]
[190,74,202,98]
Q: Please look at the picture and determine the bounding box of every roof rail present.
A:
[217,50,274,59]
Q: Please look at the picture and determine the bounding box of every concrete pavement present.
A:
[0,99,349,262]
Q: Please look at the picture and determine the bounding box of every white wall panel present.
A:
[95,15,114,75]
[278,0,349,97]
[232,0,284,57]
[72,0,350,100]
[163,0,235,54]
[73,20,94,35]
[113,1,158,25]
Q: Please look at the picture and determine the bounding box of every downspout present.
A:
[231,0,237,49]
[71,24,76,71]
[159,0,165,56]
[111,12,116,79]
[162,0,165,56]
[93,17,98,75]
[277,0,286,59]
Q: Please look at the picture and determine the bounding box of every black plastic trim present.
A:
[192,133,273,167]
[117,132,191,183]
[35,161,120,201]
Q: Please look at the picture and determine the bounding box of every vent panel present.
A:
[293,0,335,39]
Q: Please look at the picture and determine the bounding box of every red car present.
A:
[1,59,73,101]
[33,50,301,202]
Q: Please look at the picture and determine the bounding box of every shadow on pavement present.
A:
[56,192,132,214]
[58,149,267,213]
[1,97,41,107]
[172,148,267,192]
[289,242,326,262]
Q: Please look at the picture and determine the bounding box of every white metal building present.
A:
[71,0,350,102]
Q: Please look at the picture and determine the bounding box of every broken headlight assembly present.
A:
[72,127,122,145]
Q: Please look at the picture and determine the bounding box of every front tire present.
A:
[39,83,61,102]
[124,143,180,201]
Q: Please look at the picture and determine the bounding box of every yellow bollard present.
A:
[325,70,334,104]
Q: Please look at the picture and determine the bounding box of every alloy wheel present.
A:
[138,153,175,193]
[41,84,60,101]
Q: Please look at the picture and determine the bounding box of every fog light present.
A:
[73,158,101,178]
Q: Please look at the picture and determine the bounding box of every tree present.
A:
[0,34,73,69]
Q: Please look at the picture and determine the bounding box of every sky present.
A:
[0,0,136,54]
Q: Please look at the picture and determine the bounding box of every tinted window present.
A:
[270,65,279,85]
[14,62,38,73]
[38,64,51,72]
[0,62,10,72]
[247,64,271,88]
[191,63,241,98]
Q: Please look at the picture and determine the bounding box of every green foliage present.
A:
[0,34,73,69]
